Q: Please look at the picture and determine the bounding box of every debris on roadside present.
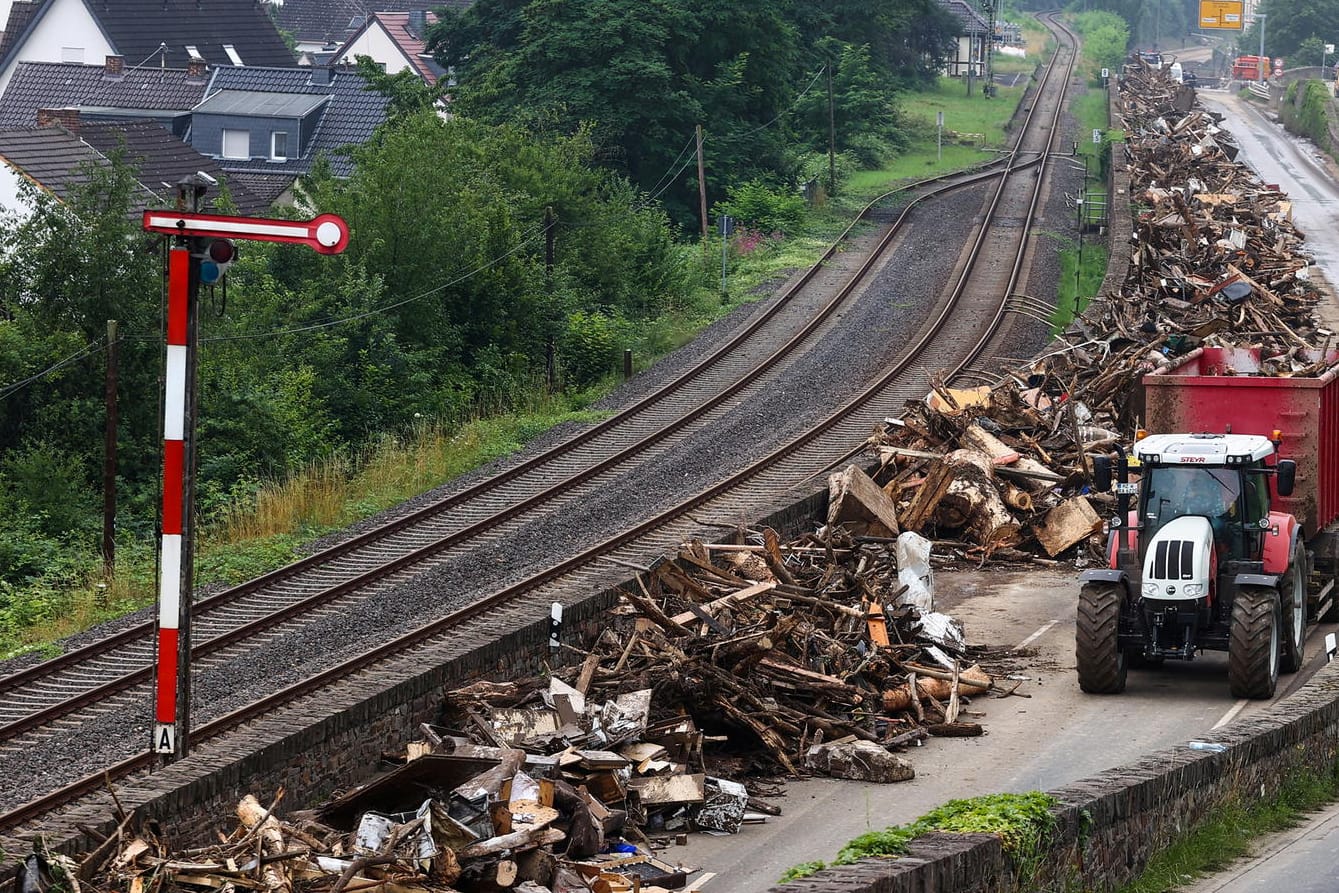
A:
[859,59,1336,564]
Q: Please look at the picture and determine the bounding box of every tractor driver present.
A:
[1181,468,1241,542]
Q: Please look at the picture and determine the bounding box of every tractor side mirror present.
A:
[1093,455,1112,492]
[1277,459,1296,497]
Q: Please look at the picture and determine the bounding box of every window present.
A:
[221,129,250,159]
[60,46,84,63]
[270,131,288,161]
[222,44,244,67]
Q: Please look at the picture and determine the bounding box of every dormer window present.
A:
[270,131,288,161]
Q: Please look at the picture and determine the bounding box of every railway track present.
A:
[0,13,1078,842]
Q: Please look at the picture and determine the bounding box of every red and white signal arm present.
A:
[143,210,350,254]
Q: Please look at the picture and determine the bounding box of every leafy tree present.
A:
[1074,10,1131,77]
[355,55,444,121]
[0,157,163,523]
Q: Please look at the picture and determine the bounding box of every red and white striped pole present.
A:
[144,187,348,758]
[153,243,193,756]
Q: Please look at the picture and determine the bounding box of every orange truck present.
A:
[1232,55,1283,79]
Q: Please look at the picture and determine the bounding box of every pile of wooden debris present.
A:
[431,522,1001,789]
[860,61,1337,562]
[35,785,708,893]
[43,512,1014,893]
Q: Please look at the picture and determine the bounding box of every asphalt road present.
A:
[669,86,1339,893]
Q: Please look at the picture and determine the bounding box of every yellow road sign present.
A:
[1199,0,1243,29]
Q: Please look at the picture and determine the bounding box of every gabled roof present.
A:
[0,60,209,129]
[274,0,470,46]
[0,118,269,214]
[200,65,389,177]
[273,0,367,46]
[938,0,990,34]
[336,11,445,82]
[0,0,295,73]
[0,1,38,63]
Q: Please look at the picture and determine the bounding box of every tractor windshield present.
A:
[1142,465,1241,537]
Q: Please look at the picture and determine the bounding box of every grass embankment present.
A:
[780,793,1058,885]
[1051,87,1114,330]
[4,66,1038,660]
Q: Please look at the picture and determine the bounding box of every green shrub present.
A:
[780,792,1058,885]
[716,180,808,235]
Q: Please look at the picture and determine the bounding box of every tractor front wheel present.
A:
[1076,582,1127,693]
[1229,585,1281,699]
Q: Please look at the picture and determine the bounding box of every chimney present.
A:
[37,107,80,134]
[104,54,124,77]
[407,9,427,36]
[187,58,208,81]
[311,64,333,86]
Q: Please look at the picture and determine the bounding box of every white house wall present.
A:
[0,0,113,96]
[336,23,413,75]
[0,158,37,214]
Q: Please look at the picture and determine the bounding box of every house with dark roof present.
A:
[0,55,210,134]
[938,0,991,79]
[273,0,469,55]
[328,11,444,82]
[0,0,295,97]
[187,63,390,204]
[0,108,267,215]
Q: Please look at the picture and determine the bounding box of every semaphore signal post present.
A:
[142,175,349,760]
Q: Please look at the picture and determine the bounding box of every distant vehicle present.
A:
[1232,54,1283,79]
[1136,51,1164,68]
[1169,61,1184,83]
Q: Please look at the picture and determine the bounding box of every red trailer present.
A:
[1076,346,1339,699]
[1144,346,1339,537]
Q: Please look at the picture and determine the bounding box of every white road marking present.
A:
[1016,620,1060,650]
[1213,699,1248,730]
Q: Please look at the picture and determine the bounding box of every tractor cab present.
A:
[1133,433,1278,563]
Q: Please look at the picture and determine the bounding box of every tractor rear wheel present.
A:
[1076,582,1127,693]
[1280,540,1308,674]
[1228,585,1281,699]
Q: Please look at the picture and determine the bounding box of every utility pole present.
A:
[826,63,837,196]
[102,318,118,573]
[695,125,708,242]
[981,0,997,96]
[1257,13,1267,85]
[544,207,555,391]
